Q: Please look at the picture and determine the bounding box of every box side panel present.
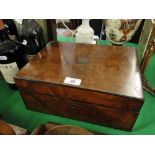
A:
[19,90,139,131]
[14,78,144,112]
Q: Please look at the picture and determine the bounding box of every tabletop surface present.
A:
[0,36,155,134]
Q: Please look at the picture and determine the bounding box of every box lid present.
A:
[15,42,144,104]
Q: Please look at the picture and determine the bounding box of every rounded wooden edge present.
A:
[44,125,93,135]
[0,120,16,135]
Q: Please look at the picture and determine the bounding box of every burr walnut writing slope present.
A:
[14,42,144,131]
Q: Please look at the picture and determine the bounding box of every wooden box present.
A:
[14,42,144,131]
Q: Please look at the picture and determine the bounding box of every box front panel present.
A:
[19,90,139,131]
[15,79,143,112]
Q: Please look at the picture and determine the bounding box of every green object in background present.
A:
[57,35,75,43]
[0,36,155,135]
[57,35,138,47]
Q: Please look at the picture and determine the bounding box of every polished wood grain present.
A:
[20,90,139,131]
[15,79,142,111]
[14,42,144,131]
[0,120,16,135]
[16,42,143,99]
[31,123,93,135]
[0,19,5,30]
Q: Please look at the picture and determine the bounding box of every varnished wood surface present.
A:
[15,42,143,99]
[0,120,16,135]
[14,42,144,131]
[15,79,142,111]
[0,19,5,30]
[31,123,93,135]
[20,90,138,131]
